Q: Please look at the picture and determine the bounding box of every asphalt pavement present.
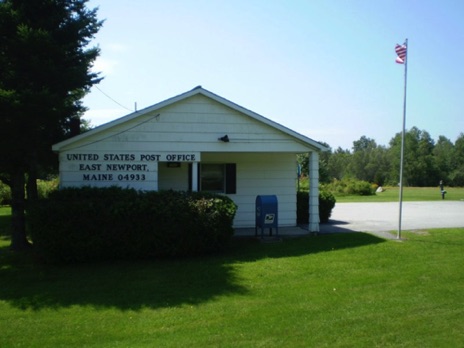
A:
[235,200,464,239]
[320,201,464,238]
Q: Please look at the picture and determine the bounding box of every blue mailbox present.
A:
[255,195,278,237]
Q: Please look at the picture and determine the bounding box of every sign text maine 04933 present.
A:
[63,152,201,182]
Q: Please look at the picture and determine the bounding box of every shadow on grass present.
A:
[0,213,11,238]
[0,232,385,312]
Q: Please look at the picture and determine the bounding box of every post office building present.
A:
[52,87,328,231]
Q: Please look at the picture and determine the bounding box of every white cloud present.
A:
[91,56,118,75]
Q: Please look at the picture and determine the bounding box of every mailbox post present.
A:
[255,195,278,238]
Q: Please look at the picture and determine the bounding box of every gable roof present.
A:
[52,86,328,152]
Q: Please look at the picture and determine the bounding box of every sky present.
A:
[83,0,464,151]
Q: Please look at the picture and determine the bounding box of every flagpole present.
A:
[398,38,408,240]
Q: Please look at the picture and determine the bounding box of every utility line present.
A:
[95,85,133,112]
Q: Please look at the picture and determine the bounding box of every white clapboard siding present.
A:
[56,94,312,153]
[202,153,297,227]
[53,87,328,229]
[158,163,189,191]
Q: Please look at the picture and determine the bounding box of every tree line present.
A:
[300,127,464,187]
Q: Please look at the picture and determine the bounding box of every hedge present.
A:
[297,189,336,224]
[28,187,237,263]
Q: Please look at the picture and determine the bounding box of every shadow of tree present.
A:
[0,233,385,312]
[0,212,11,238]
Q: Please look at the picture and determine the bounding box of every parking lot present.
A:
[320,201,464,238]
[236,201,464,239]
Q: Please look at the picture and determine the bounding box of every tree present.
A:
[349,136,383,183]
[297,142,331,183]
[327,147,351,180]
[299,127,459,188]
[450,133,464,186]
[0,0,102,250]
[433,136,454,184]
[416,130,439,186]
[318,142,332,184]
[365,146,390,185]
[388,127,438,186]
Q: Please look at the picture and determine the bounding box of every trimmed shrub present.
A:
[297,189,336,224]
[324,178,376,196]
[28,187,237,263]
[319,190,336,222]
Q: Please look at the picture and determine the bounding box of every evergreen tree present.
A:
[0,0,102,250]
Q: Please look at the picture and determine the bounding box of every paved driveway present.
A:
[235,201,464,239]
[321,201,464,237]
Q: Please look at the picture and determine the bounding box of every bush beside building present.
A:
[28,187,237,263]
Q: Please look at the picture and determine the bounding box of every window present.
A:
[201,164,225,192]
[189,163,236,194]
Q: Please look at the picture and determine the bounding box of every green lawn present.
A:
[334,186,464,203]
[1,226,464,347]
[298,177,464,203]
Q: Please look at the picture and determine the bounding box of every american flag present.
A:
[395,44,407,64]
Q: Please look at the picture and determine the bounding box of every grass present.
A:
[1,225,464,347]
[335,186,464,203]
[297,178,464,203]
